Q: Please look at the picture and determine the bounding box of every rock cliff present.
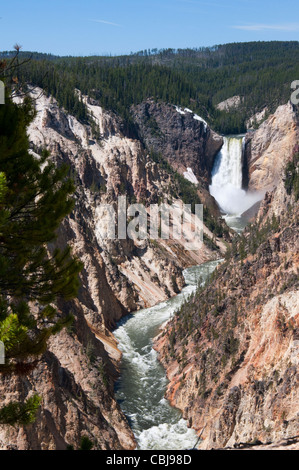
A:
[132,100,223,184]
[244,102,299,192]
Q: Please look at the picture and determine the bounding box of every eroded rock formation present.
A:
[244,102,299,192]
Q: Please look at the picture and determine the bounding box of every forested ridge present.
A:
[2,41,299,134]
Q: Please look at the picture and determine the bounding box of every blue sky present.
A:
[1,0,299,56]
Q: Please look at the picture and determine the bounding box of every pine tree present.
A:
[0,83,83,424]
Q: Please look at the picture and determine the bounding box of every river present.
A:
[114,260,222,450]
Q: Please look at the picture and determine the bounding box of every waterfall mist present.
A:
[209,136,263,216]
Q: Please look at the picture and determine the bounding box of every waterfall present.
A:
[209,136,262,216]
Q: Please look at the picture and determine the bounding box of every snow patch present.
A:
[175,106,186,115]
[193,113,208,130]
[175,106,207,130]
[183,168,199,185]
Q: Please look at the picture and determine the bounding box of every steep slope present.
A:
[244,102,299,192]
[155,144,299,449]
[132,99,223,182]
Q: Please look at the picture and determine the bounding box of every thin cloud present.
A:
[177,0,225,7]
[232,23,299,32]
[89,19,121,27]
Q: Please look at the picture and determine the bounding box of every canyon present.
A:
[0,86,298,450]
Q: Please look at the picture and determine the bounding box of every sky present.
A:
[0,0,299,56]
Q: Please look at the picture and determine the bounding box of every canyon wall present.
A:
[132,100,223,183]
[244,102,299,192]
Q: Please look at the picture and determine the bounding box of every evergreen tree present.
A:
[0,82,83,424]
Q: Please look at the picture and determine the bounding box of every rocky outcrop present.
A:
[131,100,223,184]
[246,108,268,130]
[244,102,299,192]
[155,145,299,449]
[216,96,243,112]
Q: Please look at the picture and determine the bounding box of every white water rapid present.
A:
[114,260,221,450]
[209,136,263,230]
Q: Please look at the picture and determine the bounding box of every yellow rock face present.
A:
[248,102,299,192]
